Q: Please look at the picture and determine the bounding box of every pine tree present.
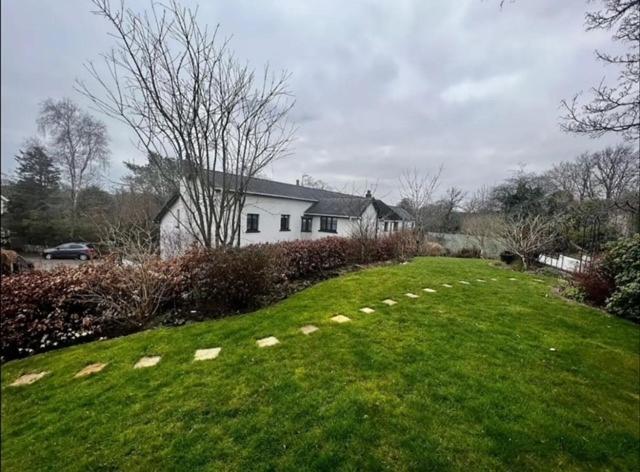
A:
[7,143,62,245]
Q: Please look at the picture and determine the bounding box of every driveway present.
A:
[23,255,90,271]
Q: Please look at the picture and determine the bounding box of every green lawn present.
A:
[2,257,639,471]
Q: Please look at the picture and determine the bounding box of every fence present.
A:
[538,253,592,273]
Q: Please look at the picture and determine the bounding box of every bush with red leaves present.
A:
[1,232,430,360]
[1,267,102,360]
[571,259,615,306]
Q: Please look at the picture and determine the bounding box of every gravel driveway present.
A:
[23,255,91,271]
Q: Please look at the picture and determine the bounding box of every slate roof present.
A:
[372,199,398,220]
[208,171,351,201]
[390,205,413,221]
[304,197,372,217]
[154,172,415,222]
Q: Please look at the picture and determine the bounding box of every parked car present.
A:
[42,243,97,261]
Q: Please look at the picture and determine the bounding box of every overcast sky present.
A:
[1,0,622,203]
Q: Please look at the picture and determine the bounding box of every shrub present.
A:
[454,247,481,258]
[603,235,640,322]
[421,241,446,257]
[1,268,102,360]
[275,237,353,279]
[571,260,615,306]
[175,245,285,314]
[1,233,436,360]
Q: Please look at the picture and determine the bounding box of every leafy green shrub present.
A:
[603,235,640,322]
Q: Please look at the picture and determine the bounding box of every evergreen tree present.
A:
[7,143,63,245]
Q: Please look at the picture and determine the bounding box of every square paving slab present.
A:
[194,348,221,361]
[300,325,319,335]
[331,315,351,323]
[74,363,107,378]
[382,299,397,306]
[405,293,419,298]
[134,356,161,369]
[257,336,280,348]
[423,288,437,293]
[10,372,49,387]
[359,307,375,314]
[442,283,453,288]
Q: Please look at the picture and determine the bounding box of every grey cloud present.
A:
[1,0,621,204]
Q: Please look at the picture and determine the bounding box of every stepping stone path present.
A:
[194,348,221,361]
[476,279,486,282]
[382,299,397,306]
[134,356,161,369]
[534,279,544,283]
[331,315,351,324]
[423,288,437,293]
[10,372,49,387]
[405,293,419,298]
[300,325,319,335]
[359,307,375,314]
[442,284,453,288]
[459,281,470,285]
[74,363,107,378]
[509,277,517,281]
[491,278,498,281]
[256,336,279,348]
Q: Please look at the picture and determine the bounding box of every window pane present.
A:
[247,213,259,232]
[280,214,290,231]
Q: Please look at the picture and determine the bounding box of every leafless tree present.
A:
[560,0,639,142]
[77,0,295,248]
[399,166,443,243]
[546,145,639,227]
[37,98,110,231]
[493,214,562,270]
[463,185,495,213]
[462,213,501,258]
[301,174,332,190]
[88,221,178,328]
[435,186,465,232]
[591,144,639,201]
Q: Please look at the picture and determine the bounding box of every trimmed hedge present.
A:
[1,233,440,360]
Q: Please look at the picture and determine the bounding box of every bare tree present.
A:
[37,98,110,232]
[560,0,639,142]
[301,174,332,190]
[77,0,295,248]
[493,214,562,270]
[591,144,639,201]
[461,213,501,258]
[399,166,443,244]
[88,222,177,328]
[435,186,465,232]
[546,153,598,203]
[463,185,495,213]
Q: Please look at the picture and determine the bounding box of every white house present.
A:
[155,173,413,257]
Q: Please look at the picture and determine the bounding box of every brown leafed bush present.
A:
[571,263,615,306]
[1,232,438,360]
[421,241,446,257]
[1,267,102,360]
[173,244,285,314]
